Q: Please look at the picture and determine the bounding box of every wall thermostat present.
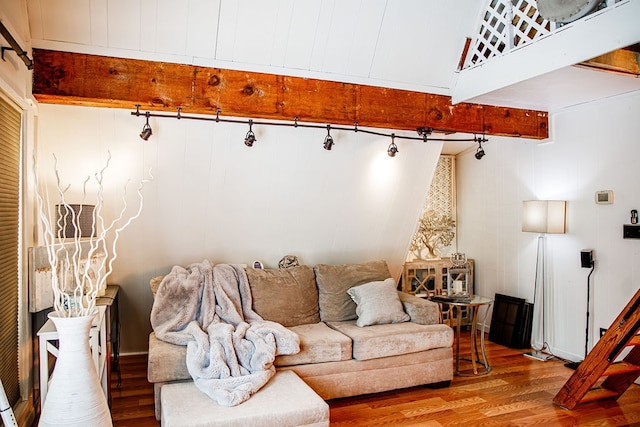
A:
[595,190,614,205]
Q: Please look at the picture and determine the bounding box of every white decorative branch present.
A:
[34,152,152,317]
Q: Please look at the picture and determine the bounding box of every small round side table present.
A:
[433,295,493,376]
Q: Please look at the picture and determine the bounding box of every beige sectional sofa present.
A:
[148,260,454,419]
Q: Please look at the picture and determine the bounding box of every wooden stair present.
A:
[553,288,640,410]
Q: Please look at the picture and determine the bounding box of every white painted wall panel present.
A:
[34,104,440,352]
[457,91,640,362]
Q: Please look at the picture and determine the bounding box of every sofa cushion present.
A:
[150,275,163,298]
[275,322,352,367]
[397,292,440,325]
[326,321,453,361]
[278,347,453,400]
[347,278,410,327]
[161,371,329,427]
[148,332,189,383]
[246,265,320,327]
[314,260,391,322]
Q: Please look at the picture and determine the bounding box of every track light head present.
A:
[244,131,256,147]
[323,125,334,150]
[387,143,398,157]
[139,112,152,140]
[140,124,152,141]
[323,134,334,150]
[244,120,256,147]
[474,135,485,160]
[387,134,398,157]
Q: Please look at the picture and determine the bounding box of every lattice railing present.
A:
[463,0,621,69]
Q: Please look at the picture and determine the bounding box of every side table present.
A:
[96,284,120,403]
[433,295,493,376]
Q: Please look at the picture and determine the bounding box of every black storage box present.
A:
[489,293,533,349]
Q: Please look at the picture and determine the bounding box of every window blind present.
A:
[0,94,21,409]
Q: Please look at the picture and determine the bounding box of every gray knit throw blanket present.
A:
[150,261,300,406]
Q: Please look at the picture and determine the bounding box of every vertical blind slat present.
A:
[0,94,22,407]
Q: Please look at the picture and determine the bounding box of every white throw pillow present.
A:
[347,278,410,327]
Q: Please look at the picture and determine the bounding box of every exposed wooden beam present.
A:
[577,48,640,77]
[32,49,548,139]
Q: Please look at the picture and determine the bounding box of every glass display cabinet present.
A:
[402,257,474,327]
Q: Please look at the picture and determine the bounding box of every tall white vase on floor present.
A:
[39,309,111,427]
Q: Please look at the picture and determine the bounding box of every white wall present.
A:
[34,104,442,352]
[457,90,640,362]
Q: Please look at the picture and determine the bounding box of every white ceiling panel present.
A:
[156,0,189,55]
[269,0,295,67]
[469,66,640,112]
[369,2,441,87]
[307,0,336,72]
[226,1,283,65]
[343,0,387,78]
[185,0,220,59]
[214,0,239,61]
[369,0,472,90]
[282,1,322,70]
[24,0,640,114]
[138,0,157,52]
[89,0,108,47]
[107,0,141,50]
[314,0,382,77]
[41,0,91,44]
[26,0,44,40]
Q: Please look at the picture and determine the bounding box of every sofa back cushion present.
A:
[246,265,320,327]
[314,260,391,322]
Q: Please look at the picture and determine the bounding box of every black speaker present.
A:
[581,249,594,268]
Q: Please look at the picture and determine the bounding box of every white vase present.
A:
[39,309,112,427]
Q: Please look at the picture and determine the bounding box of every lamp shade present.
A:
[56,204,96,238]
[522,200,566,234]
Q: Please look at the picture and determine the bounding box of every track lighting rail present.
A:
[0,22,33,70]
[132,106,488,151]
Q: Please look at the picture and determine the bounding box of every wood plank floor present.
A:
[110,335,640,426]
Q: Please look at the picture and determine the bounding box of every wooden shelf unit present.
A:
[402,258,474,327]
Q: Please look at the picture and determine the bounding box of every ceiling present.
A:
[23,0,640,154]
[26,0,478,95]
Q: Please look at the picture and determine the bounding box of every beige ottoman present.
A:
[160,371,329,427]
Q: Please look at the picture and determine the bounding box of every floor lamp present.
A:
[522,200,566,361]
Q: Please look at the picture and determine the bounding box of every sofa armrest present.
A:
[397,292,440,325]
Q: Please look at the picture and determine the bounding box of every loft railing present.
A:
[463,0,624,69]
